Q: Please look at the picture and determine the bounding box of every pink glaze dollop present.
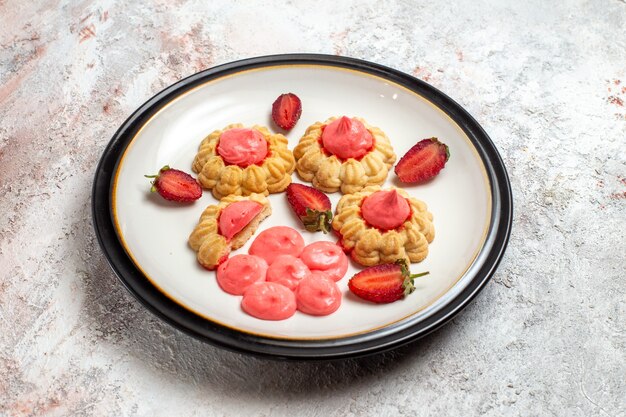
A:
[360,189,411,230]
[216,254,268,295]
[249,226,305,265]
[218,200,263,240]
[321,116,373,160]
[217,128,268,167]
[241,282,296,320]
[299,241,349,282]
[266,254,310,291]
[295,271,342,316]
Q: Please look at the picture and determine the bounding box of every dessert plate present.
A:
[92,54,512,359]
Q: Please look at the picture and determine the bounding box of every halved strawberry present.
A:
[271,93,302,130]
[395,138,450,183]
[286,183,332,233]
[348,259,429,304]
[145,165,202,202]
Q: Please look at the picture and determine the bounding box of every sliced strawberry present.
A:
[348,259,428,304]
[395,138,450,183]
[286,183,332,233]
[145,165,202,202]
[271,93,302,130]
[218,200,264,240]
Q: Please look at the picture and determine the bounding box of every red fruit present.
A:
[348,259,429,304]
[271,93,302,130]
[395,138,450,183]
[145,165,202,202]
[286,183,332,233]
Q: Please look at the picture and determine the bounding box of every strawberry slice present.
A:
[395,138,450,183]
[286,183,333,233]
[145,165,202,202]
[271,93,302,130]
[348,259,429,304]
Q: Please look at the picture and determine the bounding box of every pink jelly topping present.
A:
[241,282,296,321]
[266,254,310,291]
[299,241,349,282]
[295,272,342,316]
[321,116,374,160]
[217,128,268,167]
[361,189,411,230]
[216,254,268,295]
[248,226,305,265]
[218,200,264,240]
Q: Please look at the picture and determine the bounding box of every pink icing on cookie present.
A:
[321,116,373,160]
[217,128,268,167]
[216,254,268,295]
[266,254,310,291]
[299,241,349,282]
[241,282,296,320]
[295,272,342,316]
[249,226,305,265]
[218,200,264,240]
[361,189,411,230]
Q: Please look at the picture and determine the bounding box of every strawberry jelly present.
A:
[299,241,349,282]
[295,271,342,316]
[217,128,268,167]
[266,254,310,291]
[360,189,411,231]
[248,226,305,265]
[321,116,373,160]
[241,282,296,320]
[216,254,267,295]
[218,200,264,240]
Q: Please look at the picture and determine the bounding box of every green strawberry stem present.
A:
[302,208,333,234]
[144,165,171,192]
[402,271,429,296]
[394,258,430,296]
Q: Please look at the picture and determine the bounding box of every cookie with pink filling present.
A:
[188,194,271,270]
[192,124,295,199]
[332,186,435,266]
[293,116,396,194]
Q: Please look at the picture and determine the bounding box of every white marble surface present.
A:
[1,1,625,416]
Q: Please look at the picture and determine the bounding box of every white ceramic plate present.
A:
[93,55,512,359]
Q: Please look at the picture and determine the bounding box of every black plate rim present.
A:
[92,53,513,360]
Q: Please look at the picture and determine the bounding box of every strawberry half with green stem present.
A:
[145,165,202,202]
[271,93,302,130]
[286,183,333,233]
[348,259,429,304]
[395,137,450,183]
